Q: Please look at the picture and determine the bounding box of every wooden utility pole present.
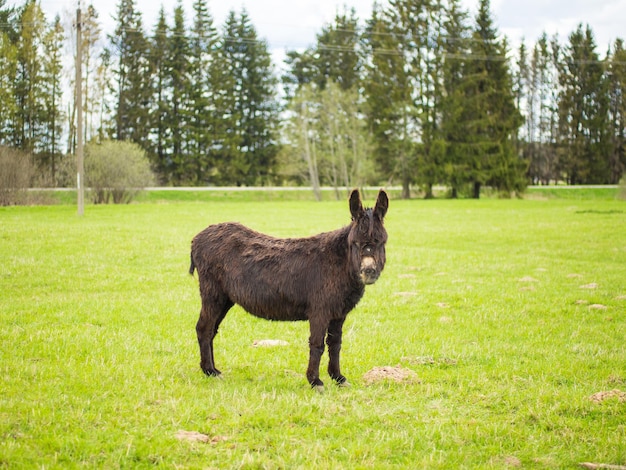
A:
[76,7,84,216]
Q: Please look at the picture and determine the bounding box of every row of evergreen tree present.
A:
[1,0,625,197]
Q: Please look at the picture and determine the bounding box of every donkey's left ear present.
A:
[349,189,363,219]
[374,189,389,220]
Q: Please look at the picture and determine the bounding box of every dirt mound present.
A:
[175,430,229,444]
[588,389,626,403]
[363,366,419,385]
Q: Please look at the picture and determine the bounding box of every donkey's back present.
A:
[190,221,351,322]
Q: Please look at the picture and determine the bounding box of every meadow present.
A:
[1,189,625,469]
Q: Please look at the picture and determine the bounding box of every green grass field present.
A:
[1,190,625,468]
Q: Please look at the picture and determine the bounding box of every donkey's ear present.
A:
[349,189,363,219]
[374,189,389,220]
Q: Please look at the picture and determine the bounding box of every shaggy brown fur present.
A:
[189,189,388,389]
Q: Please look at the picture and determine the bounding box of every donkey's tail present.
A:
[189,253,196,276]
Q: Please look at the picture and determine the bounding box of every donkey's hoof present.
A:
[310,378,324,392]
[201,367,222,377]
[338,380,351,388]
[333,375,350,387]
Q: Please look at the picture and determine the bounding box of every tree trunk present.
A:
[472,181,481,199]
[402,178,410,199]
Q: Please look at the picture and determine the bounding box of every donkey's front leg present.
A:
[327,317,349,386]
[306,317,328,391]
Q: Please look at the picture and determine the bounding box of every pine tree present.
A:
[606,39,626,183]
[0,3,19,146]
[282,49,317,99]
[525,33,560,184]
[147,8,169,181]
[558,24,609,184]
[457,0,524,198]
[165,1,191,185]
[187,0,218,185]
[388,0,444,198]
[363,3,415,198]
[514,40,528,167]
[15,1,47,153]
[438,0,471,198]
[40,14,64,184]
[110,0,151,144]
[220,9,279,185]
[315,7,361,91]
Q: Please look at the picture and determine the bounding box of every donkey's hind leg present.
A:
[196,289,233,377]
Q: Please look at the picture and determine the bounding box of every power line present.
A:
[2,21,625,67]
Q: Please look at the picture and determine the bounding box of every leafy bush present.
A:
[0,146,34,206]
[84,140,155,204]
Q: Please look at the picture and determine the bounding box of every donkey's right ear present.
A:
[374,189,389,220]
[349,189,363,219]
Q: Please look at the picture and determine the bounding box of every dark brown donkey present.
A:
[189,189,388,389]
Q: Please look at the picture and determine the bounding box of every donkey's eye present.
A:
[363,246,373,255]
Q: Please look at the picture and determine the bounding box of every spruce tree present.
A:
[558,24,609,184]
[606,39,626,183]
[387,0,443,198]
[15,1,47,153]
[40,15,65,184]
[110,0,151,145]
[0,3,19,146]
[187,0,218,185]
[148,8,169,182]
[525,33,559,184]
[438,0,471,198]
[165,2,191,185]
[457,0,524,197]
[315,7,361,91]
[363,3,414,198]
[220,9,278,185]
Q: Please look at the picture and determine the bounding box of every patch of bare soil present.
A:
[363,366,419,385]
[588,389,626,403]
[588,304,608,310]
[175,430,229,444]
[502,456,522,467]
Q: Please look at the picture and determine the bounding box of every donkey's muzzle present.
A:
[360,257,380,285]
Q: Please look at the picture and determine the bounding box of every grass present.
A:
[1,191,625,468]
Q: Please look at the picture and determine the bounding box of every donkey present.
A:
[189,189,389,389]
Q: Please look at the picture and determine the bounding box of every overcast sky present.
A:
[15,0,626,59]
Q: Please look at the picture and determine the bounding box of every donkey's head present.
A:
[348,189,389,285]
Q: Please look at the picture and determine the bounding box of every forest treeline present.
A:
[1,0,625,198]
